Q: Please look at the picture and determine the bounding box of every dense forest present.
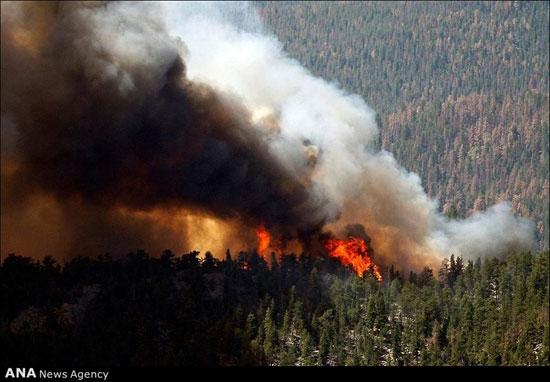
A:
[254,1,549,249]
[1,1,548,370]
[1,250,548,366]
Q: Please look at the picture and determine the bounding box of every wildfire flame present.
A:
[324,236,382,281]
[255,223,284,262]
[256,223,271,259]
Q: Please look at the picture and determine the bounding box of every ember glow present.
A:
[324,236,382,281]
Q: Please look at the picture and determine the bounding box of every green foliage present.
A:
[1,250,548,366]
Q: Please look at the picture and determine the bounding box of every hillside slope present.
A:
[254,1,549,249]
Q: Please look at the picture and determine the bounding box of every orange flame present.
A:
[255,223,284,263]
[256,223,271,259]
[324,236,382,281]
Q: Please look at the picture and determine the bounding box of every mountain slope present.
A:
[254,1,549,249]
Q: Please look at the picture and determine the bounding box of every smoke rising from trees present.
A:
[1,1,535,270]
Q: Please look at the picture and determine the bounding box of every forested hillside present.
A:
[254,1,549,249]
[1,250,548,366]
[2,1,549,370]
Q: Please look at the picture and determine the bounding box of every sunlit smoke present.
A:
[0,1,536,274]
[160,1,535,270]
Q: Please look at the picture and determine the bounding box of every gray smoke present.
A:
[0,1,328,259]
[0,1,536,270]
[161,1,536,269]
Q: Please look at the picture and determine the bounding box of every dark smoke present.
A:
[1,2,328,258]
[3,1,535,267]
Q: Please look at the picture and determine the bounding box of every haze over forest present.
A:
[1,0,548,368]
[256,1,549,250]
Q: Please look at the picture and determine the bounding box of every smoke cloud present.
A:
[1,1,536,270]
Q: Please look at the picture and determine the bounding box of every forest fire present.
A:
[256,224,271,259]
[0,0,535,279]
[324,236,382,281]
[256,224,382,279]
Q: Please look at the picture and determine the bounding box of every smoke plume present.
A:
[1,1,535,271]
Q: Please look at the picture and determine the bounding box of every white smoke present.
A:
[3,1,529,265]
[157,1,536,266]
[430,202,536,260]
[162,2,379,221]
